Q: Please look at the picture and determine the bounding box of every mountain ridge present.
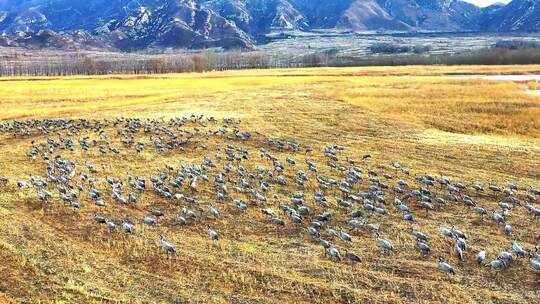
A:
[0,0,538,50]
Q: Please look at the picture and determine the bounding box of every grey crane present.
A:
[456,238,467,251]
[412,229,429,242]
[454,243,464,261]
[347,219,363,228]
[326,246,341,261]
[209,207,220,218]
[417,241,431,255]
[143,215,158,225]
[530,258,540,274]
[477,250,486,265]
[473,206,487,217]
[344,251,362,264]
[441,227,454,238]
[499,251,514,263]
[492,212,505,224]
[270,217,285,226]
[504,224,512,236]
[94,214,106,224]
[122,222,135,234]
[451,226,467,239]
[438,258,455,275]
[105,219,116,231]
[160,235,176,255]
[395,202,411,213]
[486,259,507,270]
[339,230,353,242]
[403,213,415,222]
[377,234,394,252]
[208,226,219,241]
[512,241,528,258]
[175,216,188,225]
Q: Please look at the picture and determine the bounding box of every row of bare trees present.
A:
[2,48,540,77]
[0,51,336,77]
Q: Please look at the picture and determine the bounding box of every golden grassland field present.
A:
[0,65,540,303]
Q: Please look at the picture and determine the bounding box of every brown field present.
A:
[0,66,539,303]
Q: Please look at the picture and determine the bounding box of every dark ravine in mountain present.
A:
[0,0,538,51]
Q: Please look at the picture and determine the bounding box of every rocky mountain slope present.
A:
[0,0,537,50]
[377,0,483,31]
[482,0,540,31]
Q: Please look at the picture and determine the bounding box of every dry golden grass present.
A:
[0,66,540,304]
[527,80,540,91]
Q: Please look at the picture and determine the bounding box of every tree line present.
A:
[0,51,333,77]
[1,47,540,77]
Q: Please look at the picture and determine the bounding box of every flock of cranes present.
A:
[1,115,539,278]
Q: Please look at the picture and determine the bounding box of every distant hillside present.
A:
[482,0,540,32]
[0,0,538,51]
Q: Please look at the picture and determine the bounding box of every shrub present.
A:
[369,43,432,55]
[369,43,412,54]
[493,40,540,50]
